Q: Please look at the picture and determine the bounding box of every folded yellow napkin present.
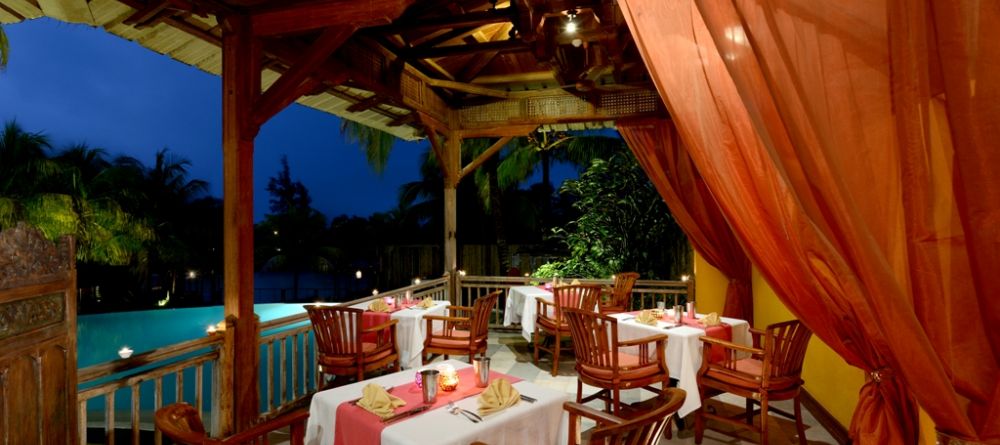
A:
[699,312,721,327]
[368,299,391,312]
[570,279,581,285]
[418,297,435,308]
[635,310,659,326]
[356,383,405,418]
[477,378,520,415]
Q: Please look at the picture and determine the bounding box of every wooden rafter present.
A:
[252,26,355,126]
[458,136,513,180]
[458,125,538,138]
[346,95,387,113]
[458,23,512,81]
[368,7,514,35]
[122,0,174,27]
[251,0,416,36]
[407,39,529,59]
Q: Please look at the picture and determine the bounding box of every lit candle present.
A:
[118,346,134,359]
[458,270,466,277]
[373,289,379,296]
[413,277,422,285]
[206,325,217,334]
[436,364,459,391]
[681,274,690,282]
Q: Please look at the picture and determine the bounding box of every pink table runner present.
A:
[333,367,522,445]
[360,302,417,343]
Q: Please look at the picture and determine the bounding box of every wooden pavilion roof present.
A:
[0,0,664,140]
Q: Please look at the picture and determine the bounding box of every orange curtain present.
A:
[619,119,752,325]
[619,0,999,443]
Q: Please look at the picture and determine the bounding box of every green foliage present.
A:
[0,26,7,70]
[340,119,396,174]
[538,150,691,280]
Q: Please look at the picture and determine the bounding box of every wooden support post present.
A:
[443,132,461,303]
[221,13,261,434]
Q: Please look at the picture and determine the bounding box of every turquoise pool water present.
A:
[77,303,308,367]
[78,304,311,417]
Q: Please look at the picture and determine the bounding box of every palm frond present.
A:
[0,26,8,70]
[340,120,397,174]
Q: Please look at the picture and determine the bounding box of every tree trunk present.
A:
[487,156,511,274]
[541,150,552,193]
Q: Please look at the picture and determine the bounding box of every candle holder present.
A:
[118,346,134,359]
[436,364,459,391]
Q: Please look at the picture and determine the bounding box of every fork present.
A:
[447,401,481,423]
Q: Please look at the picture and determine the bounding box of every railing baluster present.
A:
[300,332,308,394]
[195,363,204,420]
[280,337,288,405]
[266,340,274,413]
[176,368,184,404]
[78,400,87,445]
[131,384,140,445]
[154,377,163,445]
[291,333,299,398]
[311,331,319,391]
[105,392,114,445]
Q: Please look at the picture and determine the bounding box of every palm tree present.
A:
[0,26,8,70]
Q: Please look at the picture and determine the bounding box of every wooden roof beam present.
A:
[346,95,387,112]
[123,0,174,27]
[457,23,512,82]
[407,39,530,59]
[368,7,515,35]
[253,26,355,126]
[251,0,417,36]
[458,136,513,181]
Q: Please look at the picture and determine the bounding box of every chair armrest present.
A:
[447,305,474,312]
[562,402,623,427]
[360,318,398,333]
[699,335,763,355]
[223,409,309,444]
[619,333,668,347]
[423,315,470,323]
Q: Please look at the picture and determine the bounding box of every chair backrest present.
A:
[563,307,619,371]
[305,305,364,356]
[551,285,603,321]
[591,388,686,445]
[155,403,218,445]
[470,291,500,340]
[763,320,812,379]
[609,272,639,307]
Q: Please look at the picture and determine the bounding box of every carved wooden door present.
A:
[0,224,77,444]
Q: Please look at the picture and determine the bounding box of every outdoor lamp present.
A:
[565,8,578,34]
[355,270,362,279]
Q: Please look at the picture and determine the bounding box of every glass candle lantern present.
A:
[436,364,459,391]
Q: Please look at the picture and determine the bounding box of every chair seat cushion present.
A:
[578,352,663,381]
[702,358,800,391]
[318,342,394,368]
[428,329,483,349]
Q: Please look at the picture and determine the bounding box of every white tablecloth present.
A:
[304,359,569,445]
[503,286,554,342]
[349,301,449,369]
[609,312,750,417]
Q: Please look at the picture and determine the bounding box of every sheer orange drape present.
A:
[619,0,999,443]
[618,119,752,325]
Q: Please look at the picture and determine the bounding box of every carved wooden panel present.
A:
[0,223,76,444]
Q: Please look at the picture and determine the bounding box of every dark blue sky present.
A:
[0,19,441,221]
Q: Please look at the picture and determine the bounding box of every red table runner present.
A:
[360,302,418,343]
[334,367,522,445]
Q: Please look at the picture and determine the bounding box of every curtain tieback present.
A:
[867,367,892,383]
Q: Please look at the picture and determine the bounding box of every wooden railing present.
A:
[75,276,452,444]
[457,275,695,327]
[77,336,222,445]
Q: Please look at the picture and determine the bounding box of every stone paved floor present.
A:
[420,330,840,445]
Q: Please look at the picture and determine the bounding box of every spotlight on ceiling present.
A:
[565,8,578,34]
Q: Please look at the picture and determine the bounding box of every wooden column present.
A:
[221,13,260,434]
[443,133,461,302]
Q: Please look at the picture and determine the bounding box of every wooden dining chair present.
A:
[304,304,400,384]
[600,272,639,314]
[534,284,603,376]
[155,402,308,444]
[563,307,671,418]
[564,388,686,445]
[694,319,813,444]
[423,291,499,363]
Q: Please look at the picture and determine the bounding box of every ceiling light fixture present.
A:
[565,8,578,34]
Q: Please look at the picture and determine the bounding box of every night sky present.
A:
[0,18,439,221]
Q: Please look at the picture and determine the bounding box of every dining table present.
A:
[502,285,554,342]
[349,299,449,369]
[304,359,569,445]
[609,310,751,417]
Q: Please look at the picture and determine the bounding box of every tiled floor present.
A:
[421,330,840,445]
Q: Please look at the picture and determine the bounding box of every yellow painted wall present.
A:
[694,252,939,443]
[693,252,864,429]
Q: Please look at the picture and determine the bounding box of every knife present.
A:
[383,405,430,424]
[519,394,537,403]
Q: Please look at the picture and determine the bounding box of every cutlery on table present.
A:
[519,394,537,403]
[383,405,429,424]
[446,401,481,423]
